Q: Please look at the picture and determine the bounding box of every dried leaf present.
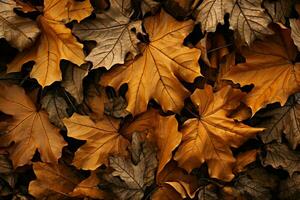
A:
[73,0,143,70]
[264,0,292,24]
[41,89,70,129]
[174,85,263,181]
[262,143,300,176]
[63,113,130,170]
[224,26,300,114]
[290,18,300,51]
[29,162,83,199]
[257,93,300,150]
[0,83,66,167]
[280,173,300,199]
[233,149,259,174]
[196,0,273,44]
[8,16,85,87]
[61,62,89,103]
[43,0,93,23]
[0,0,40,51]
[101,10,201,116]
[104,132,157,200]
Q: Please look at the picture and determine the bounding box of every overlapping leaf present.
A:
[101,10,201,116]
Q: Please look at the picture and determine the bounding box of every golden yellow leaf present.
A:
[233,149,259,174]
[8,16,85,87]
[174,85,263,181]
[0,83,66,168]
[101,10,201,116]
[63,113,129,170]
[43,0,93,23]
[223,26,300,114]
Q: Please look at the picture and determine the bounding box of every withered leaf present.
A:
[140,0,160,16]
[41,89,70,129]
[61,62,89,103]
[63,113,130,170]
[8,16,85,87]
[101,10,201,116]
[257,93,300,150]
[232,168,278,200]
[224,26,300,114]
[290,18,300,51]
[174,85,263,181]
[29,162,83,199]
[196,0,273,45]
[43,0,93,23]
[0,0,40,51]
[280,172,300,199]
[73,0,143,70]
[262,143,300,176]
[122,110,182,177]
[104,132,157,200]
[0,83,66,167]
[264,0,292,24]
[233,149,259,174]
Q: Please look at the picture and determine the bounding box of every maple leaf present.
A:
[290,18,300,51]
[233,149,259,174]
[256,93,300,150]
[63,113,130,170]
[8,16,85,87]
[262,143,300,176]
[196,0,273,44]
[70,172,106,199]
[61,62,89,103]
[43,0,93,23]
[174,85,263,181]
[101,10,201,116]
[0,0,40,51]
[29,162,84,199]
[140,0,160,16]
[102,132,157,200]
[73,0,143,70]
[0,83,66,167]
[122,109,182,176]
[41,89,70,129]
[223,26,300,114]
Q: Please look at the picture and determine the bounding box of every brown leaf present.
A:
[262,143,300,176]
[264,0,292,24]
[61,62,89,103]
[223,26,300,114]
[0,83,66,167]
[8,16,85,87]
[233,149,259,174]
[0,0,40,51]
[73,0,143,70]
[43,0,93,23]
[257,93,300,150]
[290,18,300,51]
[174,85,263,181]
[280,172,300,199]
[196,0,273,45]
[63,113,130,170]
[41,89,70,129]
[29,162,83,199]
[103,132,157,200]
[101,10,201,116]
[71,172,106,199]
[140,0,160,16]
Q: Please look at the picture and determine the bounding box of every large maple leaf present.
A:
[0,0,40,51]
[7,16,85,87]
[0,83,67,167]
[223,26,300,115]
[101,10,201,116]
[196,0,273,44]
[73,0,142,70]
[174,85,263,181]
[63,113,130,170]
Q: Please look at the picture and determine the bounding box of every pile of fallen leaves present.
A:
[0,0,300,199]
